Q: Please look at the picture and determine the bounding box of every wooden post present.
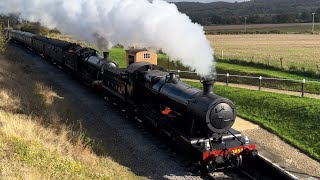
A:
[259,76,262,91]
[221,50,224,60]
[226,73,229,86]
[268,54,271,66]
[302,79,306,97]
[280,57,283,69]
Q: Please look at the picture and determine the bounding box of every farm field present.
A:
[204,23,320,34]
[185,80,320,161]
[208,34,320,72]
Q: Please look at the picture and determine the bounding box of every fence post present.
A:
[268,54,271,66]
[280,57,283,69]
[221,50,224,60]
[302,79,306,97]
[259,76,262,90]
[226,73,229,86]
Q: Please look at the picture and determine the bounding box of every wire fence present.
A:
[169,70,320,97]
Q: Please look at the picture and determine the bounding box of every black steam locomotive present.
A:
[6,29,257,171]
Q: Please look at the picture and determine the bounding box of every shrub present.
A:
[49,28,61,34]
[0,25,5,53]
[20,22,49,35]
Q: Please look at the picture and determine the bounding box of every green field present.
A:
[109,48,127,68]
[216,62,320,94]
[185,80,320,161]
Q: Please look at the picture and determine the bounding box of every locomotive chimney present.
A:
[103,51,109,60]
[166,72,178,83]
[202,79,214,96]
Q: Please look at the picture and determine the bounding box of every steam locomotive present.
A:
[6,29,257,171]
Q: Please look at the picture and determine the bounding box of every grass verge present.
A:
[0,47,141,179]
[185,80,320,161]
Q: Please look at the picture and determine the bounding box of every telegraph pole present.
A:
[312,12,315,33]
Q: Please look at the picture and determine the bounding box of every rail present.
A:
[169,70,320,97]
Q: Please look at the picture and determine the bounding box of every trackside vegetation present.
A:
[185,80,320,161]
[0,45,141,179]
[0,26,5,52]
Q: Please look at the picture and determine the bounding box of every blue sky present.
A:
[165,0,247,2]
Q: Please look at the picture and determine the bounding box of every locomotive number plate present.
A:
[232,148,244,154]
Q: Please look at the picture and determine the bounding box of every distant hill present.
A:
[173,0,320,25]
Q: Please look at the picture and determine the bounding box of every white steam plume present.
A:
[0,0,214,76]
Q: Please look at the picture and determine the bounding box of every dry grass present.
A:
[208,34,320,71]
[0,48,141,179]
[48,34,87,47]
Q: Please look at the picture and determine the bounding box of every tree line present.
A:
[0,14,60,35]
[174,0,320,25]
[206,8,320,25]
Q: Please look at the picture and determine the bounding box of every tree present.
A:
[20,22,49,35]
[210,15,223,24]
[300,11,311,22]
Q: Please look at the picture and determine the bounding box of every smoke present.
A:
[0,0,214,76]
[93,33,110,52]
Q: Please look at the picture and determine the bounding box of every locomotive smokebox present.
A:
[103,51,109,60]
[202,79,214,96]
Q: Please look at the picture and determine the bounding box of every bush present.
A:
[49,28,61,34]
[20,22,49,35]
[0,25,5,53]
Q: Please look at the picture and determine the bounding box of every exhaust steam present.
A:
[0,0,215,76]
